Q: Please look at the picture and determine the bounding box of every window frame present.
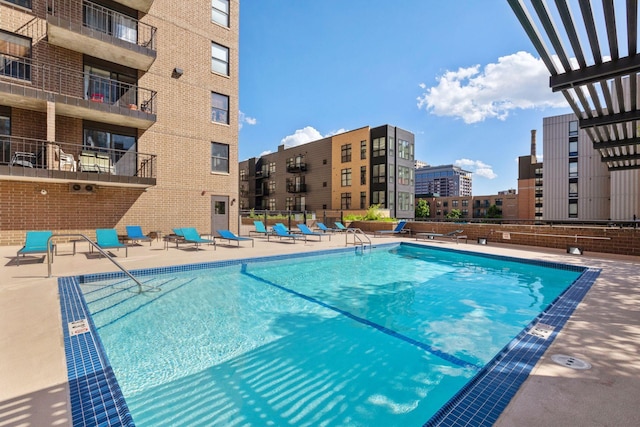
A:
[341,143,352,163]
[211,92,229,124]
[211,0,230,27]
[211,142,229,173]
[341,192,352,210]
[211,41,229,76]
[341,168,352,187]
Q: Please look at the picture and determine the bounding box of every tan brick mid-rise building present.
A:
[0,0,239,245]
[239,125,416,219]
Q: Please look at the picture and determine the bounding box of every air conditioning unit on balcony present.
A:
[69,183,96,194]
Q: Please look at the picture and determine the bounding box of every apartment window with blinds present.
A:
[360,140,367,159]
[569,137,578,157]
[211,142,229,173]
[398,139,413,160]
[569,120,578,136]
[211,42,229,76]
[569,158,578,177]
[372,190,385,205]
[211,92,229,124]
[372,164,385,183]
[0,30,31,81]
[211,0,229,27]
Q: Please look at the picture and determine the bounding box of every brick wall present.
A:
[353,221,640,256]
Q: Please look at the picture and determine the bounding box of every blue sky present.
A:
[238,1,573,195]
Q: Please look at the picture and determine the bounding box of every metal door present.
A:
[210,195,229,234]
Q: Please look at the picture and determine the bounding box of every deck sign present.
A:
[68,319,90,336]
[528,322,554,339]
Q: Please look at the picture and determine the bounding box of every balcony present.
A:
[286,162,307,173]
[0,136,156,188]
[0,54,156,129]
[112,0,154,13]
[254,187,269,197]
[254,170,270,179]
[286,183,307,193]
[47,0,157,71]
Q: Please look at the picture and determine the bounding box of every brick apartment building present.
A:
[239,125,416,220]
[0,0,239,245]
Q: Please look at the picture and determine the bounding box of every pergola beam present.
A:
[550,55,640,91]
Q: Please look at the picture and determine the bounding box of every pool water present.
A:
[80,244,582,426]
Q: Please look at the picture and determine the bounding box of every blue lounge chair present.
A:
[126,225,153,245]
[250,220,270,237]
[180,227,215,250]
[297,224,330,241]
[334,222,352,232]
[374,221,409,237]
[16,230,54,266]
[95,228,127,257]
[315,222,335,233]
[268,224,306,243]
[216,229,254,247]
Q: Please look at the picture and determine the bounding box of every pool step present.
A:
[81,276,195,329]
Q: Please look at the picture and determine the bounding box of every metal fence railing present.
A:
[0,135,156,179]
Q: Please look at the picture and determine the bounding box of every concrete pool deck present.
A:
[1,235,639,426]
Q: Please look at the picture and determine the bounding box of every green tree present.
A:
[487,204,502,218]
[445,209,462,219]
[415,199,430,218]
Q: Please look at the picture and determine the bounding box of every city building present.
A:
[543,113,618,221]
[0,0,239,245]
[415,164,472,197]
[420,192,517,220]
[239,125,416,219]
[517,130,543,220]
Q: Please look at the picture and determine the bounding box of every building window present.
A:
[341,168,352,186]
[285,197,294,211]
[84,126,137,175]
[323,159,327,165]
[569,138,578,157]
[84,64,137,106]
[462,199,469,207]
[388,137,394,157]
[211,42,229,76]
[360,140,367,159]
[341,143,352,162]
[360,191,367,209]
[322,181,327,187]
[398,166,411,185]
[360,166,367,185]
[372,164,385,183]
[269,180,276,193]
[341,193,351,209]
[398,139,413,160]
[267,198,276,210]
[211,142,229,173]
[372,137,386,157]
[268,162,276,174]
[452,200,458,208]
[211,0,229,27]
[569,158,578,177]
[569,199,578,218]
[0,30,31,81]
[569,180,578,197]
[388,165,394,183]
[443,201,448,207]
[240,169,247,181]
[372,190,385,205]
[569,120,579,136]
[4,0,32,8]
[211,92,229,124]
[0,111,10,164]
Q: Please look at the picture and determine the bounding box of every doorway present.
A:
[210,195,229,234]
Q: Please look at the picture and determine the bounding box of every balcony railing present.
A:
[47,0,157,51]
[286,183,307,193]
[286,162,307,173]
[0,136,156,184]
[255,170,270,179]
[0,53,157,114]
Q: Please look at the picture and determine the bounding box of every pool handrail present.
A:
[46,233,150,294]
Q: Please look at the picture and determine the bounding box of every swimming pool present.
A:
[59,243,599,426]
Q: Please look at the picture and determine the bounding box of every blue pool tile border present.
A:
[59,242,600,426]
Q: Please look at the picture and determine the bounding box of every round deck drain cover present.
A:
[551,354,592,370]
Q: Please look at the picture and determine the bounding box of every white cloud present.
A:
[259,150,273,157]
[454,159,497,179]
[417,51,569,123]
[280,126,350,148]
[238,110,257,130]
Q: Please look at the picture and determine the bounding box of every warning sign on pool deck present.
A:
[527,322,555,339]
[68,319,90,336]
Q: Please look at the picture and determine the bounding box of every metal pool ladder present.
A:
[345,228,371,250]
[46,233,153,294]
